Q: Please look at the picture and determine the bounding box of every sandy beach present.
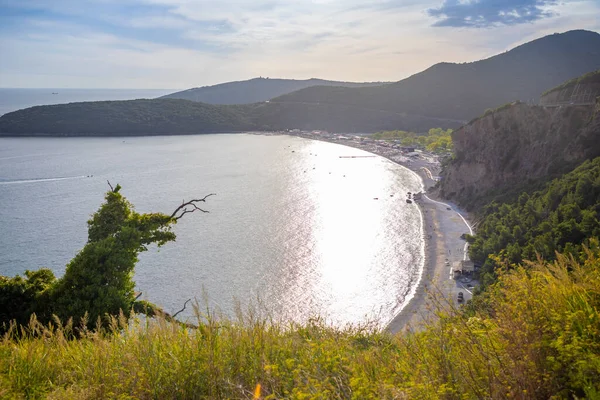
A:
[273,131,475,332]
[385,190,474,333]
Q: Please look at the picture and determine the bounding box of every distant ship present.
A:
[51,92,58,95]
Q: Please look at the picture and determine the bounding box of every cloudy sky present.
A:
[0,0,598,88]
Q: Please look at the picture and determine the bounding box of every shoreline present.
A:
[276,131,475,332]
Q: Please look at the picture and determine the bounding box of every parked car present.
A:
[457,292,464,303]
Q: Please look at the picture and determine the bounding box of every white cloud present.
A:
[0,0,598,87]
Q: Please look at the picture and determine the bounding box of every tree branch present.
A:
[170,194,216,220]
[107,180,114,192]
[172,299,191,319]
[133,299,197,329]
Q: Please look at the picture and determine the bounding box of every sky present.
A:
[0,0,599,89]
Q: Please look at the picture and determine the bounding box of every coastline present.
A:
[273,131,475,332]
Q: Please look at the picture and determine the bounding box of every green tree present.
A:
[0,184,214,331]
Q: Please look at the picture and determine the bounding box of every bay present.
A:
[0,134,424,327]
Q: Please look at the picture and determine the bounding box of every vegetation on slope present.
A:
[542,69,600,96]
[372,128,453,153]
[1,247,599,399]
[467,157,600,285]
[0,99,253,136]
[0,98,464,136]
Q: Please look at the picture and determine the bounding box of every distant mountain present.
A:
[272,30,600,122]
[161,78,389,105]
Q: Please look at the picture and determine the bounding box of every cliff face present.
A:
[540,70,600,105]
[540,82,600,105]
[440,99,600,208]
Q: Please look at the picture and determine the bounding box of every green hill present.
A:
[0,99,252,136]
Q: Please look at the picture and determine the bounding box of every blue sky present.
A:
[0,0,598,88]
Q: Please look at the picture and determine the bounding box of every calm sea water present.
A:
[0,88,176,116]
[0,135,424,327]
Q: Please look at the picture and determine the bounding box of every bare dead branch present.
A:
[170,193,216,220]
[107,180,114,192]
[172,299,192,319]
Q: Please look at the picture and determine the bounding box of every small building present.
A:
[452,260,475,278]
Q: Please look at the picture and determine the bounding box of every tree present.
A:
[0,183,214,332]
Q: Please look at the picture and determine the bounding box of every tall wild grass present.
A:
[2,248,600,399]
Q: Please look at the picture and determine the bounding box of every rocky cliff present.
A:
[540,69,600,105]
[440,98,600,209]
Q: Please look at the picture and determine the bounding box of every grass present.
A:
[467,101,524,125]
[541,69,600,96]
[2,248,600,399]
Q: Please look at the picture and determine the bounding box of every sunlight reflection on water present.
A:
[0,134,424,328]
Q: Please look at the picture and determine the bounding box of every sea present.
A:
[0,88,175,116]
[0,90,425,328]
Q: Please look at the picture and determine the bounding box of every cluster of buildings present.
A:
[283,129,441,182]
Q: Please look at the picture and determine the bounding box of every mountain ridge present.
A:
[271,29,600,121]
[161,77,389,105]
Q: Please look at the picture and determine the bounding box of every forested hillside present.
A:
[468,157,600,285]
[0,99,252,136]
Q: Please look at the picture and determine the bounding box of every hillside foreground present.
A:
[1,247,599,399]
